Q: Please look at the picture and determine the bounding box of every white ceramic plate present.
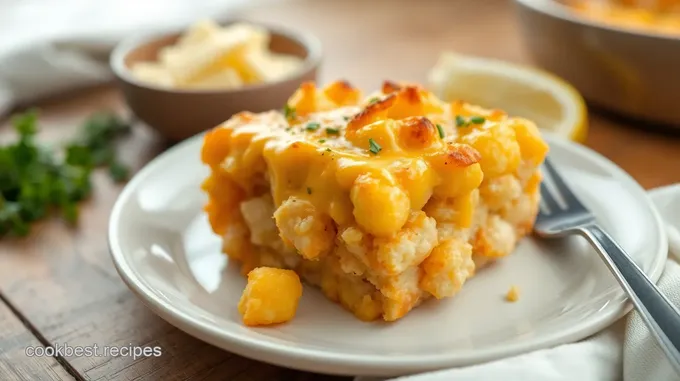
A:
[108,133,668,377]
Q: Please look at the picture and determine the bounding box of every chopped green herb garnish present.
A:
[318,139,326,143]
[0,110,130,237]
[436,124,445,139]
[455,115,467,127]
[305,122,320,131]
[307,187,312,195]
[325,127,340,135]
[326,148,332,152]
[368,138,382,155]
[343,116,351,121]
[368,97,380,105]
[469,116,486,124]
[109,161,130,183]
[283,104,296,119]
[12,110,38,137]
[65,144,94,167]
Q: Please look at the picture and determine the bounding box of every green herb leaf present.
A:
[12,109,38,138]
[455,116,468,127]
[109,161,129,183]
[368,97,380,105]
[469,116,486,124]
[11,141,39,168]
[325,127,340,135]
[17,181,49,222]
[0,110,130,237]
[0,201,30,237]
[283,104,296,119]
[60,165,92,201]
[65,144,94,168]
[368,138,382,155]
[306,187,312,195]
[90,146,115,166]
[305,122,320,131]
[436,124,445,139]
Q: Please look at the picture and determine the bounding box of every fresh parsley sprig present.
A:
[0,110,130,237]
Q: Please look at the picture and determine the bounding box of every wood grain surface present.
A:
[0,301,74,380]
[0,0,678,380]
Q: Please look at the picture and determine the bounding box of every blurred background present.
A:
[2,0,678,174]
[1,0,679,112]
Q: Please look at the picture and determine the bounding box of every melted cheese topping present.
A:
[570,0,680,34]
[202,80,549,321]
[202,81,499,237]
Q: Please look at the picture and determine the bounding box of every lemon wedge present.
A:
[428,52,588,142]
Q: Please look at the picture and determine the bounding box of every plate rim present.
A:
[108,132,668,376]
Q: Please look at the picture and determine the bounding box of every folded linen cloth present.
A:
[0,0,278,115]
[357,184,680,381]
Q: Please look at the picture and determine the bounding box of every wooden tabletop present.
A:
[0,0,678,380]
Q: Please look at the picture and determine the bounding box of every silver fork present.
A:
[535,158,680,373]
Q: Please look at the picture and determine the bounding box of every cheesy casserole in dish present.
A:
[201,80,548,322]
[569,0,680,35]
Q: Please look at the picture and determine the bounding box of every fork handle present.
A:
[580,224,680,372]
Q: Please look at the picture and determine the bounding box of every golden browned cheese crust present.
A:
[201,80,549,321]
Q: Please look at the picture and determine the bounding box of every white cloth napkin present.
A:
[0,0,279,116]
[357,184,680,381]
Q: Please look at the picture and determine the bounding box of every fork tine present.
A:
[540,182,561,214]
[543,158,582,208]
[538,197,551,217]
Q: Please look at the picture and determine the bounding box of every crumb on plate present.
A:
[506,285,520,302]
[238,267,303,326]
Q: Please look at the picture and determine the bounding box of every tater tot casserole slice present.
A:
[201,80,548,322]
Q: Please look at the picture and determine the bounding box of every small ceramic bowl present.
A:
[111,22,322,141]
[514,0,680,128]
